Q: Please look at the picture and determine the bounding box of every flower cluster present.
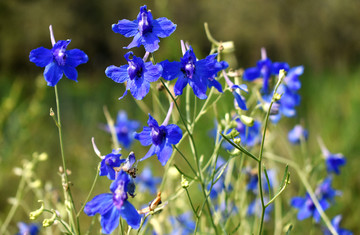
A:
[27,3,353,235]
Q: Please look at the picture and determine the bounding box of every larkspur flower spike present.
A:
[105,51,162,100]
[112,5,176,52]
[134,102,183,166]
[29,25,88,86]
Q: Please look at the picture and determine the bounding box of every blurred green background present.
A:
[1,0,360,233]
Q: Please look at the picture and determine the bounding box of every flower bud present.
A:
[29,200,44,220]
[181,175,189,189]
[42,210,56,227]
[240,115,254,126]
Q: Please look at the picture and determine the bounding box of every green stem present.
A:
[0,167,27,234]
[54,85,78,234]
[173,145,197,176]
[257,74,284,235]
[160,79,218,235]
[77,163,100,217]
[264,152,338,235]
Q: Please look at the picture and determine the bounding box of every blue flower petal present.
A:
[147,114,159,127]
[29,47,53,67]
[143,62,162,82]
[124,33,142,50]
[174,75,189,96]
[65,49,88,67]
[105,65,129,83]
[153,17,177,38]
[101,206,121,234]
[112,19,139,37]
[84,193,113,216]
[290,197,305,208]
[142,32,160,52]
[166,124,182,144]
[189,76,207,99]
[158,143,173,166]
[208,78,223,93]
[233,91,247,110]
[134,126,152,146]
[119,201,141,229]
[160,60,182,81]
[140,144,157,161]
[272,62,290,75]
[243,67,261,81]
[63,65,78,81]
[129,79,150,100]
[43,62,63,86]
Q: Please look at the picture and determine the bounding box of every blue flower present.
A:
[17,222,40,235]
[106,51,162,100]
[318,138,347,175]
[84,171,141,234]
[242,48,289,93]
[160,46,228,99]
[134,103,182,166]
[112,5,176,52]
[235,118,261,147]
[169,212,195,235]
[29,39,88,86]
[223,71,248,110]
[315,177,341,202]
[99,150,124,180]
[283,66,304,92]
[323,215,353,235]
[247,197,273,222]
[104,111,140,149]
[288,124,308,144]
[291,193,330,223]
[136,166,161,194]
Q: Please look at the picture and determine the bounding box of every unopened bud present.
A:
[234,137,241,145]
[65,200,72,211]
[220,41,235,53]
[42,210,57,227]
[38,153,48,161]
[240,115,254,126]
[273,93,282,102]
[29,180,42,189]
[181,175,189,189]
[49,108,55,117]
[13,167,23,176]
[30,200,44,220]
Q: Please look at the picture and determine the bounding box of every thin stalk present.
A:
[160,78,218,234]
[0,168,26,234]
[173,145,197,176]
[257,73,284,235]
[54,85,78,234]
[77,164,100,217]
[185,188,198,217]
[264,152,338,235]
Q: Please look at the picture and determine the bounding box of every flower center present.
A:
[113,181,128,209]
[138,11,152,35]
[151,126,166,146]
[184,61,195,79]
[53,48,67,66]
[127,61,143,80]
